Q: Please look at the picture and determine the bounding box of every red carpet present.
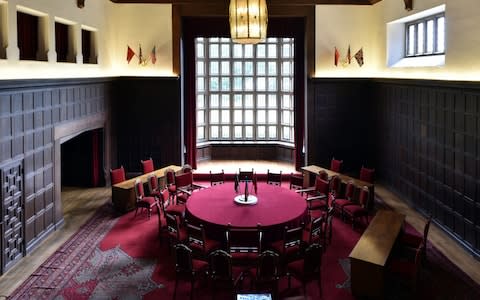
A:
[9,189,480,299]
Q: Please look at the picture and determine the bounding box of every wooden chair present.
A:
[165,212,187,251]
[110,165,126,184]
[333,180,356,221]
[359,165,375,183]
[159,188,185,219]
[185,221,221,261]
[140,157,154,174]
[330,157,343,172]
[269,224,304,270]
[133,179,160,219]
[289,173,304,191]
[400,216,432,262]
[252,250,280,298]
[209,169,225,186]
[302,215,325,248]
[266,169,282,186]
[297,177,329,217]
[181,164,193,173]
[165,168,177,202]
[343,185,370,229]
[238,168,255,182]
[286,243,323,298]
[173,243,208,300]
[329,175,342,196]
[146,174,162,199]
[226,223,263,267]
[387,242,424,293]
[175,172,205,204]
[209,249,245,300]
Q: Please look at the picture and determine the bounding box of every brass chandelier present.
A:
[229,0,268,44]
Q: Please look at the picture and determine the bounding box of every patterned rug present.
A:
[8,204,161,300]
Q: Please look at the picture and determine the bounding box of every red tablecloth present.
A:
[186,182,307,240]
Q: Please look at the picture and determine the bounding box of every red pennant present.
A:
[126,46,135,63]
[334,47,340,66]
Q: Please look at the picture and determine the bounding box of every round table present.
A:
[186,182,307,241]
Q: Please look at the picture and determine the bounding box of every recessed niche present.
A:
[55,21,75,63]
[81,27,98,64]
[0,1,7,59]
[17,10,48,61]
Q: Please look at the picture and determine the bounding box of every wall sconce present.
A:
[404,0,413,11]
[229,0,268,44]
[77,0,85,9]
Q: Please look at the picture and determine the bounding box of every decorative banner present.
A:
[334,47,340,66]
[126,46,135,63]
[354,48,364,67]
[150,46,157,64]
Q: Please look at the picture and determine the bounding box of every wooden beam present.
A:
[110,0,380,5]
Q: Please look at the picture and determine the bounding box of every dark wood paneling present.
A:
[373,79,480,258]
[0,78,110,273]
[197,144,294,162]
[112,77,182,173]
[307,78,374,174]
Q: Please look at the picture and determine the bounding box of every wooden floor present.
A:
[0,160,479,296]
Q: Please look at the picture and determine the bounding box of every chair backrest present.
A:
[267,169,282,186]
[359,165,375,183]
[303,243,323,277]
[165,168,176,186]
[166,212,181,239]
[174,243,193,274]
[318,170,328,181]
[329,175,341,195]
[330,158,343,173]
[133,179,145,200]
[209,249,233,281]
[238,168,255,182]
[282,225,304,253]
[175,172,193,189]
[314,177,329,194]
[344,180,355,200]
[147,174,159,194]
[358,186,369,208]
[182,164,193,173]
[186,222,207,253]
[256,250,280,282]
[289,173,303,190]
[210,170,225,186]
[226,224,263,255]
[141,157,154,174]
[308,216,324,244]
[110,166,126,185]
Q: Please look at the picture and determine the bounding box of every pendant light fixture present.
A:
[229,0,268,44]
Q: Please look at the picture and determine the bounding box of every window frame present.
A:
[195,37,295,145]
[405,12,445,58]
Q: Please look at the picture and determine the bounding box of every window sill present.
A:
[197,140,294,148]
[390,54,445,68]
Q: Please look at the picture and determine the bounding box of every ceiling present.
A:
[110,0,383,5]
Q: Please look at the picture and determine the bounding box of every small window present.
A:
[55,21,75,63]
[405,13,445,57]
[17,11,47,61]
[82,28,98,64]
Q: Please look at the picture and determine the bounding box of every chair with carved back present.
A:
[175,172,205,204]
[269,224,304,271]
[159,188,185,219]
[266,169,282,186]
[133,179,160,219]
[173,243,208,300]
[226,223,263,267]
[289,173,304,191]
[329,175,342,197]
[343,185,370,229]
[400,216,432,263]
[165,168,177,203]
[146,174,162,200]
[140,157,154,174]
[286,243,323,298]
[252,250,281,299]
[209,169,225,186]
[110,165,126,185]
[165,212,187,252]
[185,221,221,261]
[297,177,329,218]
[209,249,246,300]
[302,215,325,250]
[387,241,424,293]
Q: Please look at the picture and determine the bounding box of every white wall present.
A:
[314,0,480,81]
[106,3,173,77]
[0,0,110,79]
[0,0,174,79]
